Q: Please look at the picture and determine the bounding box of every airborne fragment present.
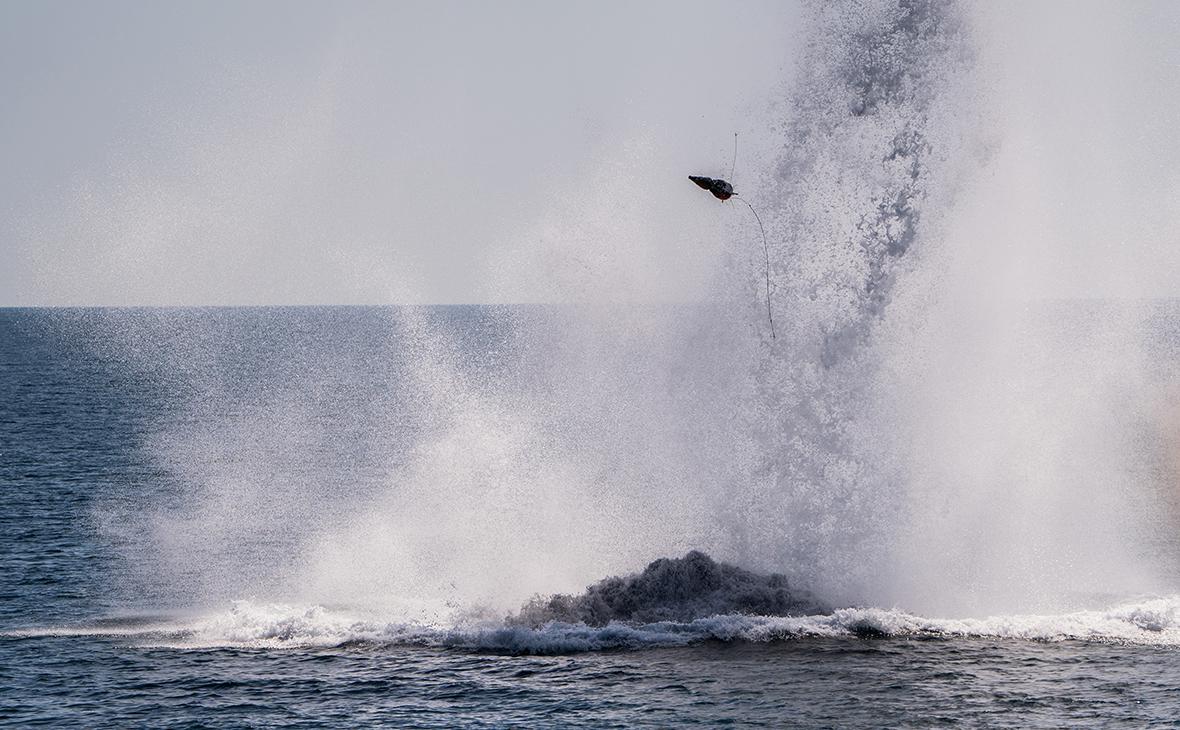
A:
[688,175,735,201]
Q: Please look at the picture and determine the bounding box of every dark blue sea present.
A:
[4,307,1180,728]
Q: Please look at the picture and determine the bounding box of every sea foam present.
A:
[14,595,1180,654]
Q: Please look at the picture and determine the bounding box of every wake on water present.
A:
[37,0,1180,651]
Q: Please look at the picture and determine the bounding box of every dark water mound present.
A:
[511,551,829,628]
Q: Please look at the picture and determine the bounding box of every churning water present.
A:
[6,0,1180,726]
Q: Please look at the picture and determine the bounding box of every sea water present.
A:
[3,307,1180,728]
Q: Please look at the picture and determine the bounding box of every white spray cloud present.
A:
[64,0,1180,628]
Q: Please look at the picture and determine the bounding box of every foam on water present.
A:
[16,595,1180,653]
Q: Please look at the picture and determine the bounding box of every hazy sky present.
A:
[5,1,1180,306]
[1,0,799,305]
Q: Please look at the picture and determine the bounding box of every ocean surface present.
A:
[4,306,1180,728]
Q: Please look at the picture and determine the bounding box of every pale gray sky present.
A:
[1,0,800,305]
[7,1,1180,306]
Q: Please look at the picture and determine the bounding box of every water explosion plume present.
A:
[64,0,1180,627]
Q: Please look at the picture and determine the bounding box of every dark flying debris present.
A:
[689,175,734,201]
